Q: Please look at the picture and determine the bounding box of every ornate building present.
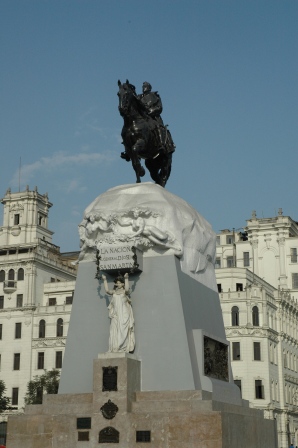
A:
[216,210,298,448]
[0,187,78,440]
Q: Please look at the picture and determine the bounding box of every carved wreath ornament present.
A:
[100,399,119,419]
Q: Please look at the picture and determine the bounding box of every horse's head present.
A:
[117,79,137,117]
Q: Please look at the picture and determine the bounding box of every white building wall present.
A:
[0,188,78,416]
[216,211,298,448]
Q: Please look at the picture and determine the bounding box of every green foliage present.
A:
[24,369,60,405]
[0,380,10,412]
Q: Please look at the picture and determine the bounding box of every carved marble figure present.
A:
[101,273,135,353]
[129,208,181,252]
[118,80,175,187]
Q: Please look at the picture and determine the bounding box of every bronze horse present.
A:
[117,80,174,187]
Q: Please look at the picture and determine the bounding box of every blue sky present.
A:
[1,1,297,251]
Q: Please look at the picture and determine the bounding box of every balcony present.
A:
[3,280,17,294]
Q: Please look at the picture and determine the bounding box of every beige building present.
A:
[216,210,298,448]
[0,187,78,440]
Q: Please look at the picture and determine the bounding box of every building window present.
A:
[66,296,73,305]
[39,320,46,338]
[14,214,20,225]
[56,318,63,337]
[78,432,89,441]
[12,388,19,406]
[55,351,63,369]
[217,284,222,293]
[231,306,239,326]
[226,235,234,245]
[15,323,22,339]
[284,351,287,368]
[232,342,240,360]
[291,248,298,263]
[37,352,44,369]
[243,252,250,267]
[292,273,298,289]
[253,342,261,361]
[136,431,151,443]
[255,380,265,399]
[215,258,221,269]
[0,296,3,309]
[17,268,24,281]
[77,418,92,429]
[13,353,20,370]
[216,236,220,245]
[0,271,5,282]
[16,294,23,308]
[49,297,57,306]
[236,283,243,291]
[234,379,242,395]
[0,324,2,340]
[227,256,234,268]
[252,306,259,326]
[8,269,15,287]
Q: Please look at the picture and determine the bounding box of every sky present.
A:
[1,0,297,252]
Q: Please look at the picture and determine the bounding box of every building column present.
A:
[25,262,37,306]
[277,234,288,288]
[250,234,259,280]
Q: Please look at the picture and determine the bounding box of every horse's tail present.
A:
[164,126,175,154]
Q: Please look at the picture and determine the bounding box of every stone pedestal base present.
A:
[7,354,277,448]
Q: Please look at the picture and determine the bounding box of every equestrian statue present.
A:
[117,80,175,187]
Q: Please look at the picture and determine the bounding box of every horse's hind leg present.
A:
[160,154,172,187]
[145,158,160,184]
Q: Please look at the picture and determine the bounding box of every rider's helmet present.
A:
[142,82,152,94]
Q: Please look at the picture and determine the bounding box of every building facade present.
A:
[0,187,78,429]
[216,210,298,448]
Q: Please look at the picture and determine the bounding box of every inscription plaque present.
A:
[204,336,229,382]
[98,427,119,443]
[102,366,118,391]
[100,399,119,419]
[136,430,151,442]
[77,417,91,429]
[98,245,143,273]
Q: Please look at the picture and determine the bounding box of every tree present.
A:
[0,380,10,412]
[24,369,60,405]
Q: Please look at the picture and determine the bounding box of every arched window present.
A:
[39,320,46,338]
[0,270,5,282]
[56,318,63,337]
[8,269,15,287]
[17,268,24,281]
[231,306,239,326]
[252,306,259,326]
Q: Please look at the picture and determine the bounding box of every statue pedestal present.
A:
[6,185,278,446]
[7,353,277,447]
[58,253,241,405]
